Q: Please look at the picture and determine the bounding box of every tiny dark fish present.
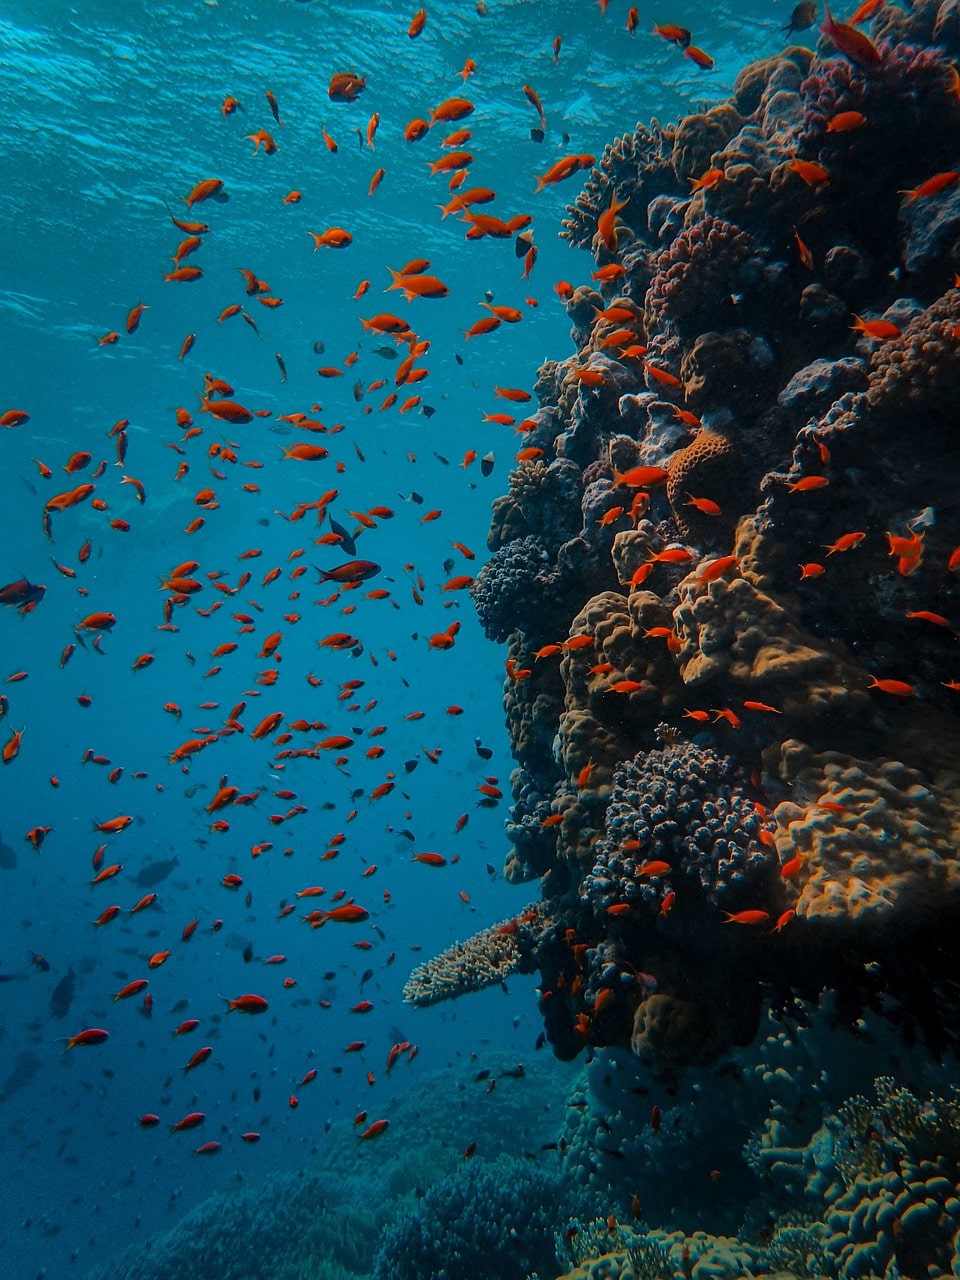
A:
[50,967,76,1020]
[474,1068,490,1081]
[455,353,463,366]
[242,943,253,963]
[474,739,493,760]
[421,404,436,418]
[0,1050,41,1101]
[275,352,287,382]
[485,863,496,877]
[328,515,357,556]
[783,0,817,34]
[31,952,50,972]
[530,127,544,143]
[372,345,397,360]
[133,857,179,889]
[352,380,364,403]
[359,968,374,987]
[404,759,418,774]
[480,452,495,477]
[0,831,17,870]
[313,340,325,354]
[500,1063,525,1079]
[535,1031,545,1050]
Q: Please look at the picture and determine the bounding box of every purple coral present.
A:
[582,742,775,914]
[644,215,760,340]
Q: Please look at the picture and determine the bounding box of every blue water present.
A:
[0,2,801,1276]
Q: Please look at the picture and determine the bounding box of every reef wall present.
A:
[407,0,960,1078]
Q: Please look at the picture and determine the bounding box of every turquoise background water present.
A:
[0,3,799,1276]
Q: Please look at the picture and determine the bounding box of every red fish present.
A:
[820,2,882,67]
[222,993,269,1013]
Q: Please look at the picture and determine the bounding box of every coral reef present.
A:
[408,0,960,1089]
[747,1076,960,1280]
[372,1152,589,1280]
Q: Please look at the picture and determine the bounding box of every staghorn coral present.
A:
[402,906,543,1007]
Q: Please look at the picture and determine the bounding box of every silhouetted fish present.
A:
[0,1050,41,1101]
[133,857,178,888]
[328,514,357,555]
[0,831,17,870]
[50,968,76,1020]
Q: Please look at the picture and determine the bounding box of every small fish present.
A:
[783,1,818,36]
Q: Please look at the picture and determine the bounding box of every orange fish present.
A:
[684,46,714,70]
[789,158,829,187]
[826,110,866,133]
[900,171,960,201]
[2,728,23,764]
[868,676,915,696]
[534,154,594,192]
[851,314,900,340]
[309,227,353,250]
[722,909,770,926]
[222,993,269,1014]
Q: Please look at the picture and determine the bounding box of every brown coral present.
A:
[767,739,960,928]
[673,529,870,723]
[670,103,745,186]
[630,990,745,1074]
[665,430,738,539]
